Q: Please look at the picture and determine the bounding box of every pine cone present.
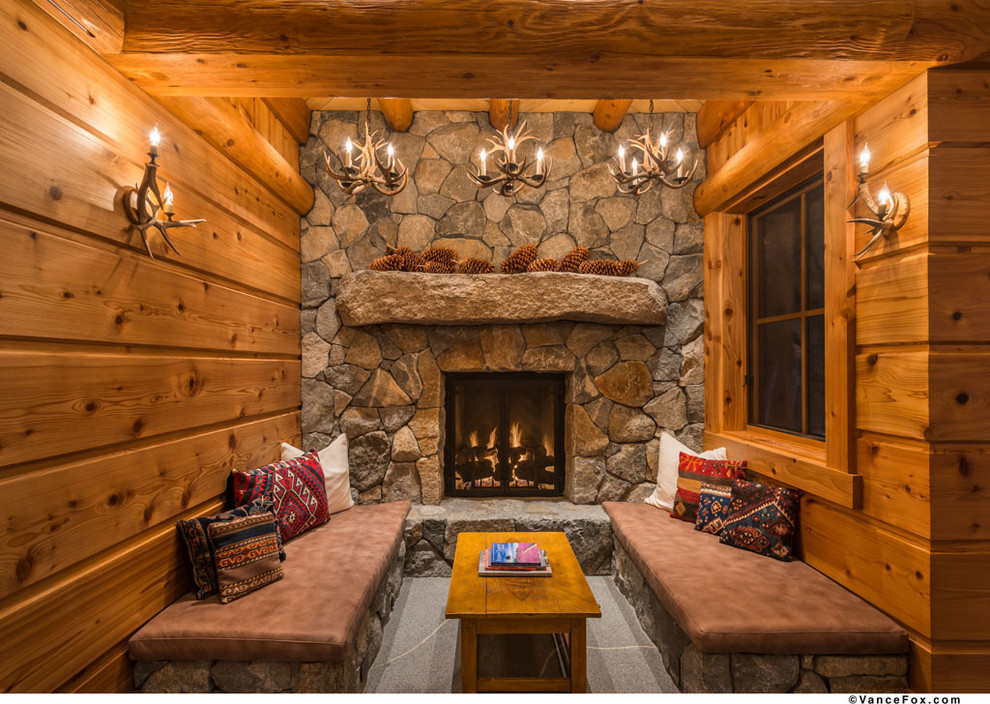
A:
[400,250,425,272]
[615,260,641,277]
[385,244,414,258]
[422,260,455,274]
[527,257,561,272]
[370,254,405,271]
[421,246,459,268]
[559,246,589,273]
[459,257,495,274]
[578,260,622,276]
[500,243,538,274]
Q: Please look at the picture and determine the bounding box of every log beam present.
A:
[379,98,413,132]
[696,100,753,148]
[489,99,519,130]
[118,1,990,64]
[694,100,867,216]
[106,54,933,101]
[262,98,311,143]
[592,99,632,133]
[156,96,315,215]
[32,0,123,54]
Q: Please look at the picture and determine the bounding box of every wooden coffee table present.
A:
[445,531,601,693]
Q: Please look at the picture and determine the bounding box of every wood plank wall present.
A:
[700,71,990,691]
[0,0,305,692]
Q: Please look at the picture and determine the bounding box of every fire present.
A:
[509,421,523,448]
[487,427,497,448]
[543,433,553,456]
[468,430,478,447]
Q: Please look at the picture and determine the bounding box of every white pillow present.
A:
[281,435,354,515]
[644,432,727,511]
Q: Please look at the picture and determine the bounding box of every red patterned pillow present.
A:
[670,452,747,523]
[232,451,330,541]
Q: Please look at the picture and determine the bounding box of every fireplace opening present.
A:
[444,373,565,497]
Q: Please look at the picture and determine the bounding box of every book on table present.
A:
[478,542,552,577]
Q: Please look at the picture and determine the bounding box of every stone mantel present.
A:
[336,271,668,327]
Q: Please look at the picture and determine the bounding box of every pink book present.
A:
[514,542,541,565]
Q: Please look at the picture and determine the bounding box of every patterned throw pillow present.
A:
[719,478,800,562]
[177,498,284,600]
[670,452,747,523]
[208,513,284,604]
[694,483,733,535]
[232,451,330,542]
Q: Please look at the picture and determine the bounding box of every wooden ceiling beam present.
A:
[592,100,632,132]
[696,101,753,148]
[488,99,519,130]
[378,98,413,132]
[34,0,123,54]
[155,96,315,215]
[118,1,989,64]
[262,97,311,143]
[106,54,934,102]
[694,100,867,216]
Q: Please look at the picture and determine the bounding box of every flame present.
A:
[468,430,478,447]
[543,433,553,456]
[487,427,497,449]
[509,421,522,448]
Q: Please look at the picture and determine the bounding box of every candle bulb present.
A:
[507,136,516,162]
[659,132,668,154]
[162,182,174,214]
[536,147,544,176]
[344,137,353,168]
[878,184,892,212]
[149,126,160,156]
[479,148,487,177]
[387,143,395,170]
[859,143,871,177]
[632,158,638,175]
[675,147,685,179]
[618,145,626,173]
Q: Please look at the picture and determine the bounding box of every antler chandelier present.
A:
[468,120,550,197]
[611,100,698,195]
[323,100,408,196]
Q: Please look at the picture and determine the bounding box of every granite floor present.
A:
[364,576,677,693]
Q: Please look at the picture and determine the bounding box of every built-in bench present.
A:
[129,501,410,693]
[603,502,910,693]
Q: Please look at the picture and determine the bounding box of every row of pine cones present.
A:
[370,243,642,277]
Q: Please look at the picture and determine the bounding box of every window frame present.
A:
[746,175,826,440]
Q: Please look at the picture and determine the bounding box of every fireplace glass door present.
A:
[445,373,565,497]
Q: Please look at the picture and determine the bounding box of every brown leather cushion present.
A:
[603,501,908,655]
[129,501,410,663]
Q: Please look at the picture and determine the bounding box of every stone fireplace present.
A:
[298,109,706,507]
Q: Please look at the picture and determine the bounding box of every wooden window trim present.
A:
[703,129,860,507]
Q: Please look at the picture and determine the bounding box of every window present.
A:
[747,177,825,439]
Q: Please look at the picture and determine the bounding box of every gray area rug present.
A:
[365,576,677,693]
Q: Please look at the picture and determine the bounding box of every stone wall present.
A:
[298,110,706,504]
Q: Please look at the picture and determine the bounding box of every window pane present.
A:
[757,319,802,433]
[757,195,802,318]
[807,315,825,437]
[806,185,825,310]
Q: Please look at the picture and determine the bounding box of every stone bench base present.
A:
[403,498,613,577]
[134,541,406,693]
[611,541,908,693]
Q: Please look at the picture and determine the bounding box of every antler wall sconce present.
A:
[123,127,205,258]
[611,100,697,195]
[849,144,910,261]
[324,100,408,196]
[468,120,550,197]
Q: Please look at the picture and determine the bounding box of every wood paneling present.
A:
[928,68,990,142]
[488,99,519,131]
[856,436,931,538]
[379,98,413,132]
[107,53,931,101]
[308,97,703,114]
[0,0,303,691]
[119,1,989,63]
[34,0,123,54]
[0,412,299,597]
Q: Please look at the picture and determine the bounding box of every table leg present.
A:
[461,619,478,693]
[569,618,587,693]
